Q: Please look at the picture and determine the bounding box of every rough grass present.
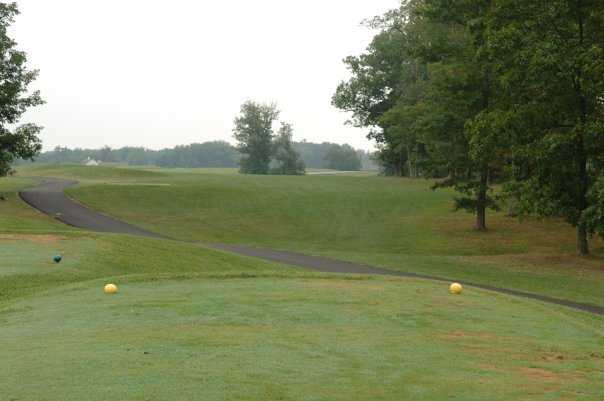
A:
[0,232,294,304]
[18,165,602,306]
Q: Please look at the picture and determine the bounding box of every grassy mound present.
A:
[29,165,602,306]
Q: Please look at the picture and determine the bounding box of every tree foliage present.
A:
[334,0,604,253]
[233,101,280,175]
[293,141,375,170]
[21,140,370,171]
[324,144,362,171]
[0,2,44,175]
[334,0,502,230]
[485,0,604,254]
[270,123,305,175]
[156,142,239,168]
[233,101,308,175]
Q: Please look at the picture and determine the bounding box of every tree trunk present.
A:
[475,68,491,232]
[575,3,589,257]
[398,147,404,177]
[476,169,488,231]
[407,153,413,178]
[576,149,589,256]
[577,223,589,256]
[476,201,487,231]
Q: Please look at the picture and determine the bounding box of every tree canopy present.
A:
[0,2,44,176]
[21,140,371,171]
[233,101,280,175]
[232,101,308,175]
[334,0,604,254]
[324,144,362,171]
[270,123,305,175]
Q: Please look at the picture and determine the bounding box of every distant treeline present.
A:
[26,141,376,171]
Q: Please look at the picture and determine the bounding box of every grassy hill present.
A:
[19,164,604,306]
[2,167,603,400]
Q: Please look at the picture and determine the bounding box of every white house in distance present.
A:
[83,157,100,167]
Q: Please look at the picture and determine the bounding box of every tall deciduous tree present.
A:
[233,101,279,175]
[487,0,604,254]
[417,0,504,231]
[270,122,305,175]
[333,1,504,230]
[332,4,420,177]
[0,2,44,176]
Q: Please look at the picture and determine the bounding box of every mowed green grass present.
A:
[2,276,603,401]
[2,171,604,400]
[19,164,604,306]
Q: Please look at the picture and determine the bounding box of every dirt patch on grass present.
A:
[477,364,584,395]
[439,330,512,341]
[0,234,62,244]
[539,352,567,363]
[439,330,538,362]
[518,367,579,383]
[477,363,582,381]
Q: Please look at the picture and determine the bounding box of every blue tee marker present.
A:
[53,255,62,264]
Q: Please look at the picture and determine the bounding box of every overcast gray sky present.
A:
[13,0,398,151]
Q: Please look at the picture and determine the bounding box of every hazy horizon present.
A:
[12,0,399,152]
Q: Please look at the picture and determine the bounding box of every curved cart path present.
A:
[20,178,165,239]
[19,178,604,316]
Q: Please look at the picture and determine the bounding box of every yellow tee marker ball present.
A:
[449,282,463,295]
[104,284,118,294]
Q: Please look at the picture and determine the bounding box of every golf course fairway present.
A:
[2,168,603,400]
[21,164,602,306]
